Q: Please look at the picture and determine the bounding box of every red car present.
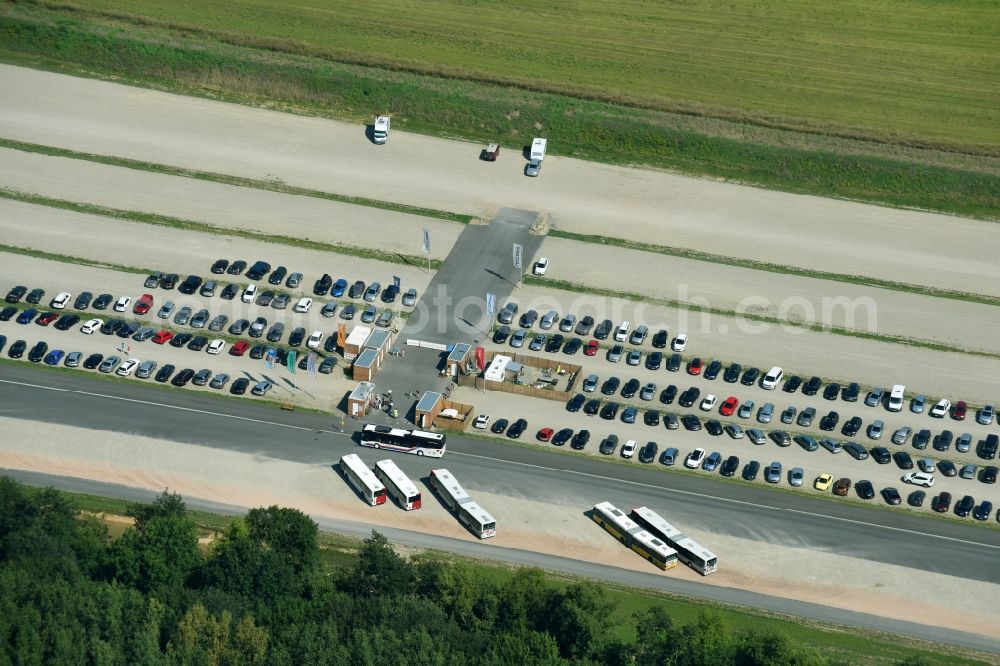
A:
[952,400,967,420]
[720,396,739,416]
[229,340,250,356]
[133,293,154,315]
[583,340,599,356]
[152,329,174,344]
[35,312,59,326]
[536,427,554,442]
[687,357,702,376]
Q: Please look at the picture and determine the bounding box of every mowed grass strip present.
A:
[0,10,997,219]
[26,0,1000,152]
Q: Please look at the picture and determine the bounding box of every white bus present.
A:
[630,506,717,575]
[373,458,421,510]
[360,424,447,457]
[428,468,496,539]
[339,453,386,506]
[591,502,678,571]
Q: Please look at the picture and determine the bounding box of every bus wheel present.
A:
[373,443,380,449]
[417,451,424,456]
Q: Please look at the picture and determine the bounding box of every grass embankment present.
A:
[28,483,988,666]
[0,4,997,219]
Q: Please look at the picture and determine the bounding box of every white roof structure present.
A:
[345,326,372,347]
[484,354,512,382]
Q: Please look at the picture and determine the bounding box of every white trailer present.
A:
[373,116,390,144]
[530,138,547,161]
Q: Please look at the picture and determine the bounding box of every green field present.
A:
[28,0,1000,152]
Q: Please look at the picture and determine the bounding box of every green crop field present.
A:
[29,0,1000,153]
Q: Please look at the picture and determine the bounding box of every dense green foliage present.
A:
[0,477,953,665]
[0,8,997,220]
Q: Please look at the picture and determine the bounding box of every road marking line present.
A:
[453,451,1000,551]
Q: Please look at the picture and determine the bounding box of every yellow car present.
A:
[814,473,833,491]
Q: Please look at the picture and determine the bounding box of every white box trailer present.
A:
[530,138,547,161]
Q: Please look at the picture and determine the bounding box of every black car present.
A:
[600,402,620,420]
[92,293,114,310]
[783,375,802,393]
[220,284,240,300]
[770,430,791,447]
[954,495,975,518]
[323,336,339,353]
[211,259,229,274]
[230,377,250,395]
[740,367,760,386]
[842,416,862,437]
[938,460,957,477]
[257,290,275,307]
[705,420,723,436]
[566,393,585,412]
[648,329,666,348]
[0,306,16,321]
[7,340,28,358]
[599,435,618,456]
[100,319,125,335]
[982,466,998,484]
[703,360,722,380]
[659,385,677,405]
[681,414,702,431]
[907,490,926,507]
[178,275,203,294]
[570,430,590,450]
[187,336,208,351]
[819,411,839,431]
[843,382,860,402]
[823,383,841,400]
[507,418,528,439]
[912,428,931,449]
[171,368,195,386]
[562,337,583,355]
[116,321,140,338]
[933,430,953,452]
[245,261,270,281]
[268,266,288,286]
[381,285,399,303]
[54,314,80,330]
[154,364,176,382]
[82,352,103,369]
[249,344,267,360]
[893,451,914,469]
[678,387,700,408]
[666,353,682,372]
[73,291,93,309]
[4,285,27,303]
[621,378,640,399]
[584,399,601,416]
[544,334,564,353]
[802,376,822,396]
[25,288,45,304]
[574,316,595,336]
[638,441,658,464]
[881,487,902,505]
[979,434,998,460]
[160,274,179,289]
[519,310,538,328]
[723,363,741,383]
[169,332,193,348]
[721,455,740,477]
[227,260,247,275]
[27,341,48,362]
[312,274,332,296]
[645,351,663,370]
[871,446,891,464]
[855,480,875,500]
[742,460,760,481]
[643,410,660,426]
[593,319,613,340]
[552,428,573,446]
[288,327,306,347]
[601,377,621,396]
[490,419,509,435]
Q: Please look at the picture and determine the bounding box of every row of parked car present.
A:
[496,306,688,350]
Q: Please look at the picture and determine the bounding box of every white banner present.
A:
[512,243,522,270]
[422,228,431,254]
[486,292,496,315]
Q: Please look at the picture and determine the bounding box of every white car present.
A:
[929,398,951,418]
[294,297,313,313]
[700,394,717,411]
[206,339,225,355]
[51,292,72,309]
[621,439,638,458]
[533,258,549,276]
[115,358,140,376]
[474,414,490,429]
[306,331,324,349]
[671,333,688,352]
[81,318,103,334]
[113,296,132,312]
[902,471,935,488]
[684,448,706,469]
[242,284,257,303]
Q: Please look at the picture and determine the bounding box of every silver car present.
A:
[173,306,192,326]
[757,403,774,424]
[157,301,175,318]
[529,334,546,351]
[135,360,157,379]
[746,428,767,445]
[510,328,528,348]
[363,281,381,302]
[361,305,377,323]
[724,423,744,439]
[209,373,230,389]
[789,467,804,487]
[251,379,273,396]
[640,382,656,401]
[582,374,598,392]
[956,432,972,453]
[765,461,782,484]
[891,426,912,445]
[539,310,558,330]
[98,355,122,373]
[402,288,417,307]
[64,351,82,368]
[737,400,755,419]
[626,349,642,366]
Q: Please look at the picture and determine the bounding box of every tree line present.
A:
[0,478,934,665]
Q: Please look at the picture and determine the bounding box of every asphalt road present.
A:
[1,364,997,577]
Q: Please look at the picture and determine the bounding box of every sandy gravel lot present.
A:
[0,148,461,261]
[539,236,998,353]
[1,64,997,296]
[0,418,996,640]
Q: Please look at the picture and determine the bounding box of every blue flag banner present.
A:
[486,292,496,314]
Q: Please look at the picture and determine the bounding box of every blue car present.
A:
[703,451,723,471]
[331,278,348,298]
[43,349,65,365]
[621,407,638,424]
[16,308,39,324]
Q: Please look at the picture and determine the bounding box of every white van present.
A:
[888,385,905,412]
[613,320,631,342]
[373,115,390,144]
[761,366,783,390]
